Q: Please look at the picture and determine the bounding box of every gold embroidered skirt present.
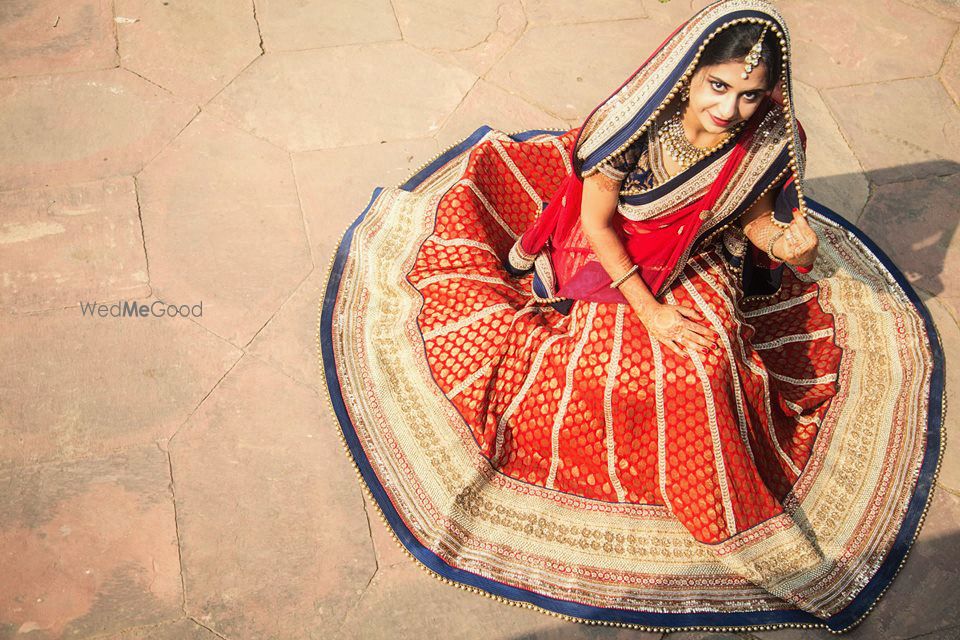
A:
[317,127,945,634]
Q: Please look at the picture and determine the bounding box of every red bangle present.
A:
[795,263,813,274]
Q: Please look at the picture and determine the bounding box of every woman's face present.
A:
[686,60,771,134]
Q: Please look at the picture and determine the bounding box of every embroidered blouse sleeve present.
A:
[588,141,642,181]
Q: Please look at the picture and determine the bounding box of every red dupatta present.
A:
[508,0,808,305]
[518,100,772,304]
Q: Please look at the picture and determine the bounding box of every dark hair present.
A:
[696,23,783,90]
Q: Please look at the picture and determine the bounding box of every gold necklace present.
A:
[658,108,744,170]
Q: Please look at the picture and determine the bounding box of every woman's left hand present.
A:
[775,208,818,267]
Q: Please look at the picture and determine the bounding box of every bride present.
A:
[319,0,944,633]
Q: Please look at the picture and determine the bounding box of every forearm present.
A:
[579,172,661,317]
[741,205,819,269]
[741,212,787,262]
[583,225,659,315]
[737,187,788,261]
[583,206,716,357]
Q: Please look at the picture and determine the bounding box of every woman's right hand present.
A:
[636,302,717,359]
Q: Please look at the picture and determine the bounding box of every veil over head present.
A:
[514,0,807,304]
[319,0,946,632]
[573,0,804,187]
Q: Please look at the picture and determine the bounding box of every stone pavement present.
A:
[1,0,958,638]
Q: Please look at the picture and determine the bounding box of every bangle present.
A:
[795,263,814,274]
[610,264,639,289]
[766,229,786,262]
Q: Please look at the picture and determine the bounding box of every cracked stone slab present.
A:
[858,173,960,304]
[907,625,960,639]
[791,81,868,223]
[394,0,526,78]
[246,266,325,390]
[0,177,149,313]
[393,0,506,49]
[137,112,312,347]
[0,303,241,469]
[822,77,960,185]
[433,78,569,150]
[251,137,427,380]
[205,43,476,151]
[115,0,262,105]
[336,560,660,639]
[943,37,959,107]
[0,447,181,638]
[900,0,960,22]
[96,619,222,639]
[0,0,117,78]
[921,293,960,495]
[360,490,413,570]
[291,137,439,264]
[522,0,649,24]
[485,19,677,121]
[777,0,956,90]
[256,0,400,51]
[440,4,529,79]
[168,356,376,639]
[0,68,198,192]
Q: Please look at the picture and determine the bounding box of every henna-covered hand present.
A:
[774,208,818,267]
[637,302,718,360]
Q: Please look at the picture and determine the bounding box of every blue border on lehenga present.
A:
[319,125,945,633]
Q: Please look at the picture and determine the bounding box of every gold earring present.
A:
[680,82,690,102]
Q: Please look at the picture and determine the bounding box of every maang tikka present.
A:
[742,23,770,79]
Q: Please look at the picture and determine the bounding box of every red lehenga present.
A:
[319,0,944,634]
[410,127,842,547]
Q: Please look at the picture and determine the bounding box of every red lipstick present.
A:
[709,113,732,127]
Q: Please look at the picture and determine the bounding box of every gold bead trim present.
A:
[316,179,948,633]
[581,15,809,220]
[317,4,943,624]
[530,290,569,305]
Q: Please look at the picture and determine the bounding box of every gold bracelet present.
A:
[609,264,639,289]
[766,230,786,262]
